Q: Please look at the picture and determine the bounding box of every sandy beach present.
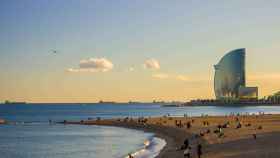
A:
[65,114,280,158]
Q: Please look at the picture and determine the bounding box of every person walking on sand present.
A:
[184,146,191,158]
[253,133,257,140]
[184,138,189,148]
[253,130,257,140]
[197,144,202,158]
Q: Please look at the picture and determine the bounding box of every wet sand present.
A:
[64,114,280,158]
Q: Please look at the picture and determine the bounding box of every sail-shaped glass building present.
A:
[214,48,246,99]
[214,48,258,100]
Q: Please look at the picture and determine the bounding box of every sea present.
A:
[1,103,280,158]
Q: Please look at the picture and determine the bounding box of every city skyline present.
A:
[1,1,280,103]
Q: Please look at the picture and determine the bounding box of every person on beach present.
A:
[179,138,189,150]
[184,138,189,148]
[128,153,134,158]
[187,122,191,129]
[218,125,222,133]
[197,144,202,158]
[184,146,191,158]
[253,133,257,140]
[179,120,182,128]
[236,122,242,129]
[253,130,257,140]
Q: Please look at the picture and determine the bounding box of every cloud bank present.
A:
[152,73,192,81]
[128,67,135,72]
[152,73,169,79]
[143,59,160,70]
[176,75,190,81]
[67,58,113,73]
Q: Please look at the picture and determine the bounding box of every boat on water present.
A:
[161,102,183,107]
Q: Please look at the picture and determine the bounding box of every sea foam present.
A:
[125,137,166,158]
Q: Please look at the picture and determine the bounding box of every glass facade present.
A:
[214,48,246,99]
[238,86,258,99]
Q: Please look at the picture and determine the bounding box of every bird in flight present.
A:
[50,50,58,54]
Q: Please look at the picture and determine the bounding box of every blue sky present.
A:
[1,0,280,102]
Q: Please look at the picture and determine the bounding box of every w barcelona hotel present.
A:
[214,48,258,100]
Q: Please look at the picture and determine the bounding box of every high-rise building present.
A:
[214,48,258,100]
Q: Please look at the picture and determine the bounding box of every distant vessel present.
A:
[161,104,179,107]
[161,102,183,107]
[4,100,27,105]
[98,100,116,104]
[128,101,142,104]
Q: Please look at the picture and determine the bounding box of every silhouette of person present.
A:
[128,153,134,158]
[197,144,202,158]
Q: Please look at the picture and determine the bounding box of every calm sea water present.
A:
[1,103,280,158]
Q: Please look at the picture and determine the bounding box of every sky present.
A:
[1,0,280,103]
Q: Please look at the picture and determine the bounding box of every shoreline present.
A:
[64,114,280,158]
[64,118,206,158]
[65,120,191,157]
[128,136,166,158]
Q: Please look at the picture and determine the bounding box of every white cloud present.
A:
[152,73,169,79]
[128,67,135,72]
[143,59,160,70]
[67,58,113,73]
[152,73,191,81]
[176,75,190,81]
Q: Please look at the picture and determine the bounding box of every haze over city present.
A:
[1,0,280,103]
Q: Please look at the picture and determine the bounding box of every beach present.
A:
[66,114,280,158]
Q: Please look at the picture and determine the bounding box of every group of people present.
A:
[175,120,183,128]
[127,114,264,158]
[174,119,194,129]
[137,117,148,124]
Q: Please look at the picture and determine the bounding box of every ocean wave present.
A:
[124,137,166,158]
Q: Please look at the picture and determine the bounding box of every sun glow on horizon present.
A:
[1,1,280,103]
